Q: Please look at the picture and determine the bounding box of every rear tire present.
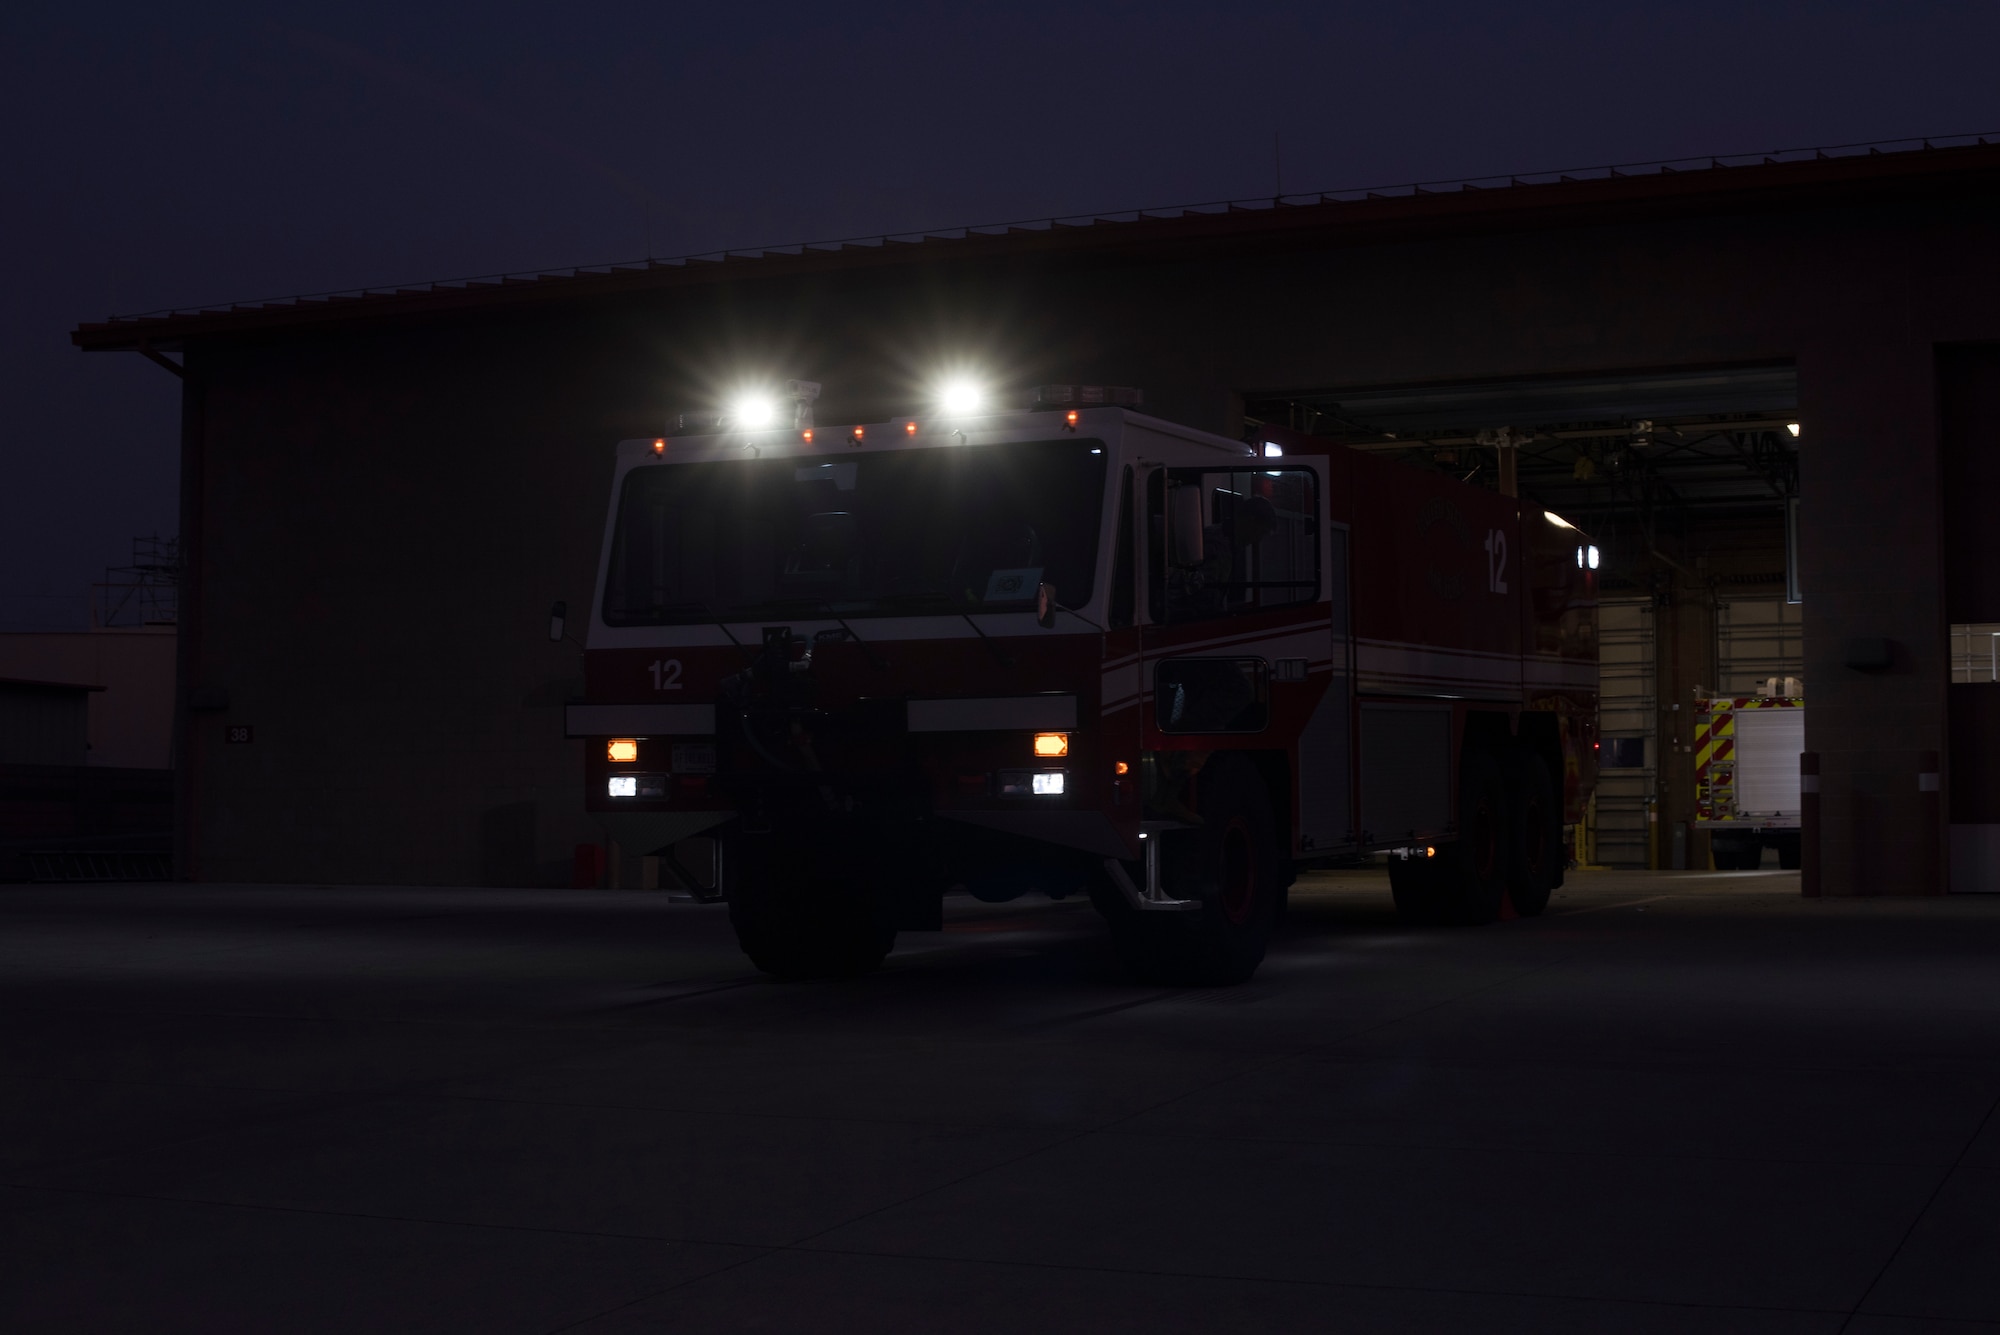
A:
[1102,755,1281,985]
[1443,747,1510,924]
[1775,833,1801,871]
[1507,749,1563,917]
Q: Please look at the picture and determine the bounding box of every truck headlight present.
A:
[997,769,1068,797]
[608,776,637,798]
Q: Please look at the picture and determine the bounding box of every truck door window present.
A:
[1155,657,1270,733]
[1109,467,1135,629]
[1158,467,1319,623]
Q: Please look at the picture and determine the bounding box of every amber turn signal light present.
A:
[1114,760,1130,776]
[607,739,639,763]
[1033,732,1069,758]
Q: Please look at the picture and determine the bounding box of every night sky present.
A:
[6,2,1997,630]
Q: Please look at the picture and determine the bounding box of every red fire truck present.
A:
[566,392,1598,983]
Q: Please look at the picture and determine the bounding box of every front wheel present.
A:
[1101,754,1282,985]
[724,831,896,980]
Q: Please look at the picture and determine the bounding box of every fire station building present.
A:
[72,137,2000,896]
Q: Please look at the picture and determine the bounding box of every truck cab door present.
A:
[1103,465,1144,825]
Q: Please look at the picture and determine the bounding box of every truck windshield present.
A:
[602,438,1107,625]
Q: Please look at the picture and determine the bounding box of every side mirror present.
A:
[548,600,567,643]
[1169,483,1204,567]
[1035,582,1057,629]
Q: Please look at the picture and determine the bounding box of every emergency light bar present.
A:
[1035,385,1143,408]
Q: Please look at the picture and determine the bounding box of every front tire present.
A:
[1102,754,1281,985]
[724,832,895,980]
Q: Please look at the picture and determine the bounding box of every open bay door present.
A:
[1297,519,1353,852]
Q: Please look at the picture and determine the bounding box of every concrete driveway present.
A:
[3,870,1996,1332]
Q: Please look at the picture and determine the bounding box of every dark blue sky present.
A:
[6,2,1997,629]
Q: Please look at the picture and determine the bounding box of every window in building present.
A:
[1951,623,2000,683]
[1601,737,1648,769]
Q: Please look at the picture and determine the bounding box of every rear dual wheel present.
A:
[1394,745,1561,926]
[1506,750,1563,917]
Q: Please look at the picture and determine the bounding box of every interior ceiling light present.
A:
[1544,510,1577,530]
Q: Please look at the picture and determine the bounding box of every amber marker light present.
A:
[851,426,865,442]
[1033,732,1070,758]
[1114,760,1130,775]
[905,421,918,436]
[1065,409,1079,430]
[651,438,666,455]
[607,739,639,763]
[802,429,814,443]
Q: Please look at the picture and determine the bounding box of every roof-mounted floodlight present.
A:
[1264,442,1284,458]
[939,379,983,416]
[730,394,778,430]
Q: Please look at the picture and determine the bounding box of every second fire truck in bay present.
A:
[566,390,1598,983]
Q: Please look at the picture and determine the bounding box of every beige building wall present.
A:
[0,629,176,769]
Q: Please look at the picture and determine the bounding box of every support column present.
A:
[171,359,205,882]
[1654,572,1717,869]
[1797,335,1947,896]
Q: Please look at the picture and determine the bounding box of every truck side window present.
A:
[1160,467,1319,622]
[1109,467,1135,628]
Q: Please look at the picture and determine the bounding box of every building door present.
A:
[1596,597,1657,866]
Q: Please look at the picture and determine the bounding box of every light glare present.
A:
[1544,510,1576,530]
[732,395,778,429]
[940,380,982,416]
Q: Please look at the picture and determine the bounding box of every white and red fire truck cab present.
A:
[569,402,1597,983]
